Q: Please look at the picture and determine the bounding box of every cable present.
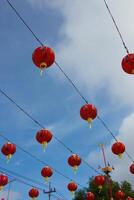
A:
[0,88,100,175]
[103,0,129,54]
[0,166,68,200]
[4,0,134,164]
[0,131,85,188]
[6,0,43,46]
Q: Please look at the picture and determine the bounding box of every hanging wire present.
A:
[103,0,129,54]
[5,0,134,164]
[0,88,100,175]
[0,166,69,200]
[0,131,86,188]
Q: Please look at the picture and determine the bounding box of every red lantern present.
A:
[36,129,53,151]
[68,154,81,173]
[41,166,53,181]
[32,46,55,74]
[94,175,105,189]
[86,192,95,200]
[0,174,8,191]
[80,104,97,128]
[1,142,16,161]
[111,142,125,158]
[67,182,77,196]
[130,163,134,174]
[122,54,134,74]
[115,190,125,200]
[29,188,39,200]
[126,197,134,200]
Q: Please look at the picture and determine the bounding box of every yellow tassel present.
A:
[6,154,12,163]
[32,198,36,200]
[87,118,92,128]
[0,186,3,191]
[42,142,48,152]
[73,166,78,174]
[98,185,102,190]
[44,177,49,182]
[70,191,75,197]
[40,62,47,76]
[132,69,134,74]
[118,153,123,159]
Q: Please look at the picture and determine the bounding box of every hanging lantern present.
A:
[94,175,105,189]
[115,190,125,200]
[130,163,134,174]
[67,182,77,197]
[122,54,134,75]
[80,104,97,128]
[41,166,53,181]
[126,197,134,200]
[0,174,8,191]
[32,46,55,74]
[1,142,16,161]
[86,192,95,200]
[36,129,53,151]
[29,188,39,200]
[111,142,125,158]
[68,154,81,173]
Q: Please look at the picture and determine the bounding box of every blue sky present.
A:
[0,0,134,199]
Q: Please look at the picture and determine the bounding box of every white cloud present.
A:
[27,0,134,107]
[0,190,22,200]
[87,113,134,187]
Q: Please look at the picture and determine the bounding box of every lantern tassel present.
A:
[40,62,47,76]
[73,166,78,174]
[70,191,75,197]
[32,198,36,200]
[118,153,123,159]
[0,186,3,192]
[42,142,48,152]
[98,185,102,190]
[87,118,92,128]
[6,154,12,163]
[44,177,49,182]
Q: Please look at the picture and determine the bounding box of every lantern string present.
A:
[103,0,129,54]
[7,181,11,200]
[0,166,68,200]
[0,88,101,175]
[0,131,87,187]
[6,0,44,47]
[4,0,134,164]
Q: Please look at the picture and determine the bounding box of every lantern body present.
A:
[86,192,95,200]
[126,197,134,200]
[111,142,125,158]
[67,182,77,192]
[94,175,105,189]
[130,163,134,174]
[80,104,97,126]
[115,190,125,200]
[0,174,8,191]
[41,166,53,181]
[29,188,39,199]
[68,154,81,172]
[32,46,55,69]
[36,129,53,150]
[122,54,134,74]
[1,143,16,160]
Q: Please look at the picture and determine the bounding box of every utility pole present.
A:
[100,144,114,200]
[43,182,56,200]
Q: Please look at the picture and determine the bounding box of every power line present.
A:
[0,166,68,200]
[0,131,85,188]
[103,0,129,54]
[4,0,134,164]
[0,88,100,175]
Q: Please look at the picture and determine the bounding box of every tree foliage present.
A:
[74,177,134,200]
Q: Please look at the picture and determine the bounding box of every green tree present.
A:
[74,177,134,200]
